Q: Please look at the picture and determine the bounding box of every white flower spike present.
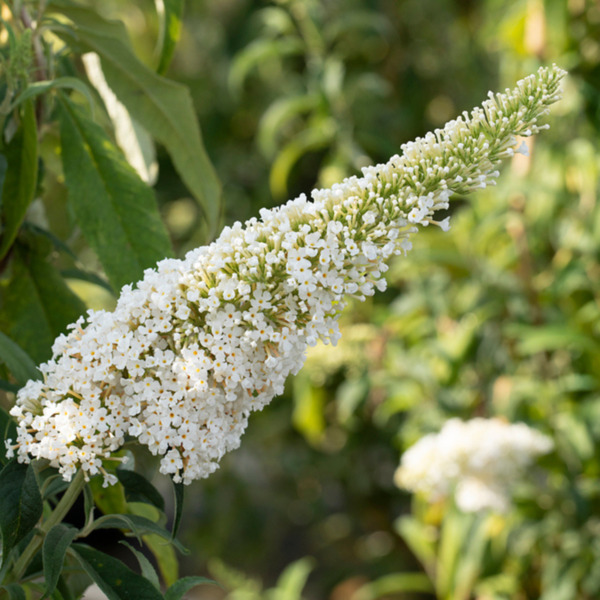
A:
[7,66,565,485]
[395,417,554,513]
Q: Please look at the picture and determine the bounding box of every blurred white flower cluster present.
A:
[395,417,554,513]
[7,66,565,485]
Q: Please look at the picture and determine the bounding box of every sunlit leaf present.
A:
[353,573,434,600]
[47,2,222,239]
[155,0,185,75]
[58,96,173,291]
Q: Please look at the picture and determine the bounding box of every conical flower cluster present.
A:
[395,418,554,512]
[7,66,565,485]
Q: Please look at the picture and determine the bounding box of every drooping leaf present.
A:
[57,96,173,291]
[89,514,186,552]
[42,524,79,598]
[164,576,217,600]
[71,545,164,600]
[269,120,336,198]
[47,3,222,239]
[143,533,179,588]
[119,541,161,591]
[0,100,38,259]
[257,93,320,158]
[0,330,40,386]
[171,479,184,539]
[0,460,43,566]
[10,77,94,113]
[0,236,86,365]
[116,470,165,512]
[228,37,303,97]
[155,0,185,75]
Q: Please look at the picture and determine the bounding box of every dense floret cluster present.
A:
[7,66,565,485]
[395,418,554,512]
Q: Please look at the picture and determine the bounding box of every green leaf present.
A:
[42,524,79,598]
[292,376,326,445]
[353,573,434,600]
[89,514,186,553]
[394,516,436,576]
[10,77,94,113]
[88,476,127,516]
[269,120,336,198]
[71,544,164,600]
[155,0,185,75]
[0,237,86,364]
[505,323,600,356]
[0,460,43,566]
[116,470,165,511]
[143,533,179,588]
[0,405,18,465]
[171,479,184,539]
[164,576,217,600]
[48,3,222,239]
[0,330,40,386]
[229,37,303,96]
[272,557,314,596]
[119,541,161,591]
[57,96,173,291]
[0,100,38,259]
[257,93,320,158]
[0,584,26,600]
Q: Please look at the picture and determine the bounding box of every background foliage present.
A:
[0,0,599,599]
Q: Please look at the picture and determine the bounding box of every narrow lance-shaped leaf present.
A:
[9,77,95,113]
[0,100,38,259]
[171,479,184,539]
[71,545,164,600]
[47,2,222,239]
[119,541,161,591]
[165,577,217,600]
[57,96,173,291]
[0,460,43,566]
[42,524,79,598]
[155,0,185,75]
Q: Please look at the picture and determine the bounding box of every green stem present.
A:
[12,469,86,581]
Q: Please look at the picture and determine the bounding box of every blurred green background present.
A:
[8,0,600,598]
